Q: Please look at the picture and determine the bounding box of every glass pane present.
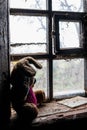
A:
[9,0,46,10]
[53,59,84,97]
[52,0,83,12]
[10,15,47,54]
[10,60,47,97]
[59,21,80,49]
[33,60,47,97]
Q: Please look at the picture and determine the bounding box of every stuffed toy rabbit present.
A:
[10,56,45,123]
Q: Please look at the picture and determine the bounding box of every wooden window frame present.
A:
[53,12,87,58]
[9,0,87,101]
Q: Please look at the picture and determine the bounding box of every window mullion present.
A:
[46,0,53,100]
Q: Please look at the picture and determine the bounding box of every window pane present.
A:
[33,60,47,97]
[53,59,84,97]
[59,21,80,49]
[9,0,46,10]
[10,15,47,54]
[52,0,83,12]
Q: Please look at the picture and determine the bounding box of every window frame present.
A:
[53,12,87,57]
[9,0,87,100]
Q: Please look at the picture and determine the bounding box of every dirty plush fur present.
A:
[10,56,45,123]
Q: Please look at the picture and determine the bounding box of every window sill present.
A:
[10,98,87,129]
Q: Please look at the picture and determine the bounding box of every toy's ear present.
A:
[11,56,42,80]
[16,56,42,77]
[25,56,42,69]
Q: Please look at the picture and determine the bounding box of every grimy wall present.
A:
[0,0,10,128]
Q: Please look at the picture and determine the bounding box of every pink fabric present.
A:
[26,86,37,106]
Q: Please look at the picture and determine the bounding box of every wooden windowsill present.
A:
[10,99,87,129]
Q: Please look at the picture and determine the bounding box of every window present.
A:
[10,15,47,54]
[9,0,87,100]
[53,12,86,56]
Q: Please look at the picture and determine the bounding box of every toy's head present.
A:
[10,56,42,88]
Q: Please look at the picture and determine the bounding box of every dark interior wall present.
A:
[0,0,10,129]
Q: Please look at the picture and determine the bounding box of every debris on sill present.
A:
[10,96,87,127]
